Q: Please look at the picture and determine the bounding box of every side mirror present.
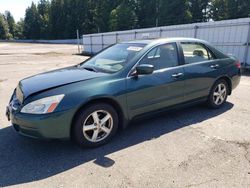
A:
[135,64,154,75]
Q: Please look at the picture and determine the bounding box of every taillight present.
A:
[235,61,241,69]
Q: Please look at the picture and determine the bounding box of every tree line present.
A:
[0,0,250,40]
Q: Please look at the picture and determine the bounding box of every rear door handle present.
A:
[172,73,184,79]
[210,64,219,69]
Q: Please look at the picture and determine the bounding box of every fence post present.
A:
[82,36,84,52]
[243,22,250,68]
[101,34,104,50]
[76,29,80,53]
[134,31,137,39]
[159,28,162,37]
[194,25,198,38]
[90,35,93,54]
[116,33,118,43]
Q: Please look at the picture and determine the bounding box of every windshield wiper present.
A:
[80,65,99,72]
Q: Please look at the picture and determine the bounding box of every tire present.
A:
[72,103,119,148]
[207,79,229,109]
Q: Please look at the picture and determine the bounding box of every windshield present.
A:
[80,43,146,73]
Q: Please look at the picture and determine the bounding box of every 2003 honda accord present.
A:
[6,38,241,147]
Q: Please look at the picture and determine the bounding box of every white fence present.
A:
[0,39,78,44]
[82,18,250,68]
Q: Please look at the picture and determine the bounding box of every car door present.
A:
[180,42,222,102]
[126,43,185,118]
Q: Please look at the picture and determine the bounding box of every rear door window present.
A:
[181,43,215,64]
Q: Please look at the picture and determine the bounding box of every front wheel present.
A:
[72,103,119,148]
[207,79,229,109]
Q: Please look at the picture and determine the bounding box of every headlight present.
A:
[21,94,65,114]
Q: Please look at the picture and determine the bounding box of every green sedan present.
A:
[6,38,241,147]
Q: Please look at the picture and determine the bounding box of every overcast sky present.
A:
[0,0,40,21]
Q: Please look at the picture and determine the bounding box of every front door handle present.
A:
[210,64,219,69]
[172,73,184,79]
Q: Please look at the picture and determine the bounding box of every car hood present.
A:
[17,66,107,101]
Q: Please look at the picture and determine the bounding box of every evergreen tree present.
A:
[159,0,192,26]
[38,0,50,39]
[64,0,88,37]
[15,19,25,39]
[209,0,250,20]
[4,11,16,38]
[210,0,229,20]
[0,13,10,39]
[136,0,158,28]
[226,0,250,19]
[189,0,209,22]
[49,0,66,39]
[24,2,41,39]
[91,0,120,32]
[2,0,250,39]
[109,0,137,31]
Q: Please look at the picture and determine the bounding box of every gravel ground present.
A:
[0,42,250,188]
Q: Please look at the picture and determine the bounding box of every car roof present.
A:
[122,37,208,45]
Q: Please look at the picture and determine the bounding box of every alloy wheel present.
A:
[213,83,227,105]
[82,110,113,142]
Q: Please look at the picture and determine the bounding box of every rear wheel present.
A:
[72,103,118,148]
[207,79,229,109]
